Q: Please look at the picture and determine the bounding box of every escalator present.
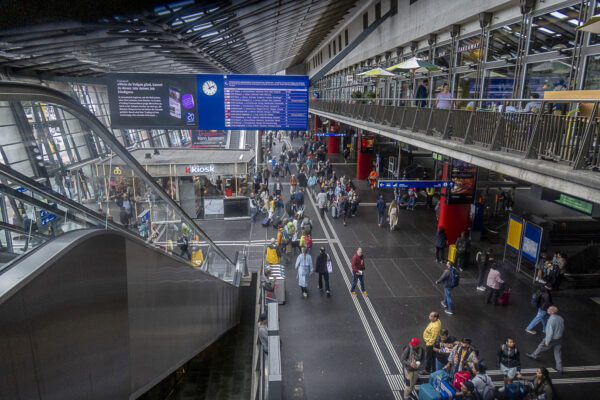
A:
[0,82,245,399]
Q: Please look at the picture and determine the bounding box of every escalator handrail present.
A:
[0,81,235,268]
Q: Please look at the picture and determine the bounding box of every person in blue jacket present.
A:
[376,194,386,228]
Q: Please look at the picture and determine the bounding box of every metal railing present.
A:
[310,98,600,171]
[0,82,238,284]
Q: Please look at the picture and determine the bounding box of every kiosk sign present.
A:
[185,165,216,174]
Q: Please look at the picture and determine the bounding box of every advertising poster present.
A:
[521,222,543,263]
[447,159,477,204]
[106,73,198,129]
[506,215,523,252]
[191,130,228,148]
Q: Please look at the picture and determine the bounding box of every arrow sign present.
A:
[377,180,455,189]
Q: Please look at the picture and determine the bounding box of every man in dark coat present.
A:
[315,247,331,296]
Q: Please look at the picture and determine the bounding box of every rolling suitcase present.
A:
[429,369,452,387]
[498,289,510,306]
[261,216,271,227]
[418,383,442,400]
[438,380,456,399]
[447,244,457,263]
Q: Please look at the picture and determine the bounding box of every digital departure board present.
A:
[106,73,308,130]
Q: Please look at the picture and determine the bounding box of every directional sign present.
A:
[16,187,26,193]
[312,132,347,137]
[377,180,455,189]
[40,210,57,226]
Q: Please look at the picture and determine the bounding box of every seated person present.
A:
[524,93,542,113]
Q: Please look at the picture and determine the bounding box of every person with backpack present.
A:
[486,262,504,305]
[295,246,313,298]
[445,338,478,376]
[476,248,494,291]
[315,247,332,297]
[401,338,424,400]
[265,238,281,265]
[436,260,459,315]
[497,337,521,385]
[525,284,553,335]
[300,214,312,235]
[516,368,555,400]
[435,226,448,263]
[294,189,305,211]
[471,361,495,400]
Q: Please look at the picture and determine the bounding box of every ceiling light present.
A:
[538,27,555,34]
[550,11,568,19]
[567,19,582,26]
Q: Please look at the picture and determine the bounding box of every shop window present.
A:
[487,22,522,61]
[524,59,571,97]
[529,4,583,54]
[590,2,600,45]
[584,55,600,89]
[457,36,481,66]
[483,66,516,100]
[435,44,453,68]
[454,72,479,108]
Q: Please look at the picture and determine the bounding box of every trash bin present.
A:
[448,244,457,263]
[269,264,286,305]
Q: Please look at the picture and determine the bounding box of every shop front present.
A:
[97,148,254,220]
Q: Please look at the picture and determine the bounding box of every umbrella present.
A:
[386,57,441,100]
[577,14,600,33]
[358,67,396,99]
[462,70,507,79]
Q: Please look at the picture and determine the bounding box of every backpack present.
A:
[531,289,542,308]
[476,251,485,265]
[448,267,460,288]
[305,235,312,248]
[473,375,495,400]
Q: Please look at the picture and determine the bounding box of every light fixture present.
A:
[538,27,556,35]
[550,11,568,19]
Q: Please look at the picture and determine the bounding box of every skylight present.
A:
[568,19,582,26]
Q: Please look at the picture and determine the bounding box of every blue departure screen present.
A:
[196,74,308,130]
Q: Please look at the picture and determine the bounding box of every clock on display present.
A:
[202,80,217,96]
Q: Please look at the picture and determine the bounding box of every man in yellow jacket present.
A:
[423,311,441,372]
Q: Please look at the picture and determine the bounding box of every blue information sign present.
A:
[39,210,56,226]
[521,222,543,263]
[197,74,308,130]
[15,187,26,193]
[377,180,455,189]
[312,132,346,137]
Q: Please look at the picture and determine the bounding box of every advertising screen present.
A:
[191,130,228,148]
[106,74,198,129]
[106,73,309,130]
[447,159,477,204]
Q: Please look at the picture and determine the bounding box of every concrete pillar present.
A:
[437,161,470,245]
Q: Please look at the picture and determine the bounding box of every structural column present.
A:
[314,116,322,142]
[437,161,470,245]
[328,124,339,154]
[356,132,374,180]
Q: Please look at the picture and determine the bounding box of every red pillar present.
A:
[328,124,339,154]
[356,151,373,180]
[437,162,471,245]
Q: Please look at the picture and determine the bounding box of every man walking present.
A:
[525,284,553,335]
[436,261,459,315]
[476,248,494,291]
[316,188,328,218]
[401,337,424,400]
[350,248,367,296]
[455,231,469,271]
[315,247,331,297]
[527,306,564,374]
[423,312,442,373]
[376,194,386,228]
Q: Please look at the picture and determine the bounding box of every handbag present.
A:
[326,255,333,273]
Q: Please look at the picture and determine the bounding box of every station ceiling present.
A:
[0,0,356,77]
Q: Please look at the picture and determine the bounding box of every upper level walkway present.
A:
[309,99,600,203]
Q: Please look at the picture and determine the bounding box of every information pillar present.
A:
[356,132,375,180]
[437,161,471,245]
[328,124,339,154]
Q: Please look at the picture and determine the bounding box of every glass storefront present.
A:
[584,54,600,89]
[487,22,522,61]
[529,4,583,54]
[524,58,571,97]
[483,66,516,99]
[457,36,481,66]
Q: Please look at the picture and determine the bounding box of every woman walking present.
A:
[388,199,399,231]
[295,246,313,298]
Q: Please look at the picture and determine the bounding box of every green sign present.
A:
[432,152,438,160]
[555,194,593,215]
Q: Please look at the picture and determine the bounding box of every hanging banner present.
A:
[522,221,543,263]
[506,214,523,252]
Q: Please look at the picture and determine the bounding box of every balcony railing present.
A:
[309,98,600,171]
